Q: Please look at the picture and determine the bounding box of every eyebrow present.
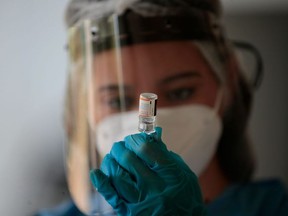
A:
[159,71,201,85]
[98,84,133,92]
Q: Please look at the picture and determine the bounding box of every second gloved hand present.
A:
[90,127,206,216]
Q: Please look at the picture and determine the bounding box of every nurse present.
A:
[35,0,288,215]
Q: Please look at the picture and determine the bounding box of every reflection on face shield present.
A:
[65,11,226,215]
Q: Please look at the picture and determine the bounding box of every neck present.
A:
[199,155,230,204]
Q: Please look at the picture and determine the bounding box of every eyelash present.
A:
[166,87,196,101]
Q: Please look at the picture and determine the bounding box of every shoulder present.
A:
[249,178,287,190]
[240,179,287,197]
[207,179,288,216]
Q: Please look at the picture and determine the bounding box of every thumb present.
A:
[153,127,162,141]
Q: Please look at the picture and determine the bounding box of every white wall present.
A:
[222,0,288,13]
[0,1,69,215]
[0,1,287,216]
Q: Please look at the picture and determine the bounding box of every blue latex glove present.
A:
[90,127,206,216]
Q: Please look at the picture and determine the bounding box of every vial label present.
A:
[139,96,157,117]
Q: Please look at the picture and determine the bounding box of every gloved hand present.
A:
[90,127,206,216]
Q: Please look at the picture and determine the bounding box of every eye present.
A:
[166,88,195,101]
[107,96,135,111]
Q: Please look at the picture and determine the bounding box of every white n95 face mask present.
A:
[95,94,222,176]
[95,111,139,160]
[156,104,222,175]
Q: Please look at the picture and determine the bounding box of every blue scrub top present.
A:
[35,179,288,216]
[207,179,288,216]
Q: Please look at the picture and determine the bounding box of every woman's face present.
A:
[92,41,220,122]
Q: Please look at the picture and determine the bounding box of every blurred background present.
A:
[0,0,287,215]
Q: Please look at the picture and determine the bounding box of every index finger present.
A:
[123,130,172,168]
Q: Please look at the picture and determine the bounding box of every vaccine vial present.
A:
[138,93,158,134]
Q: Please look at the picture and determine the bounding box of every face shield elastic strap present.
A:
[87,10,221,53]
[232,40,264,89]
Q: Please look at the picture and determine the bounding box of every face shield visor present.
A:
[64,11,262,215]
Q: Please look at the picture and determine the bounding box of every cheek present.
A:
[199,84,219,107]
[190,79,219,109]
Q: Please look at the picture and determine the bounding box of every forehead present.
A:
[93,41,216,84]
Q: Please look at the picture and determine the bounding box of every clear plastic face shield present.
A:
[64,11,263,215]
